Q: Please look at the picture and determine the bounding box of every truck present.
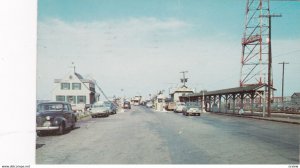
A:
[132,96,142,106]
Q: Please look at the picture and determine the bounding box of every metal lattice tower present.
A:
[240,0,271,87]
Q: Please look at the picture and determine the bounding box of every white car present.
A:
[183,106,201,116]
[174,102,187,113]
[146,102,153,108]
[89,102,110,118]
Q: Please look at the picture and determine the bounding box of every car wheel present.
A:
[57,123,65,135]
[71,121,76,130]
[71,117,76,129]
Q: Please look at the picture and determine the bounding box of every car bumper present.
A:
[91,113,108,116]
[36,126,59,131]
[175,110,184,113]
[185,112,201,115]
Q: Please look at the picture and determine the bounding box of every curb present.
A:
[247,116,300,125]
[208,112,300,125]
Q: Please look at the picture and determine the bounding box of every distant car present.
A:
[104,101,117,115]
[123,101,131,109]
[174,102,187,113]
[133,101,139,106]
[36,102,77,136]
[89,102,110,118]
[166,102,176,111]
[183,105,201,116]
[146,102,153,108]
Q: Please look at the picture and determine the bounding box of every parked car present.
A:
[36,102,77,136]
[104,101,117,115]
[183,104,201,116]
[89,101,110,118]
[174,102,187,113]
[123,101,131,109]
[146,101,153,108]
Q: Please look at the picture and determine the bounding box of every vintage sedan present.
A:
[36,102,77,136]
[89,101,110,118]
[174,102,187,113]
[183,103,201,116]
[123,101,131,109]
[104,101,117,115]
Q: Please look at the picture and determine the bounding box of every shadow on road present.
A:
[37,126,80,137]
[36,143,45,149]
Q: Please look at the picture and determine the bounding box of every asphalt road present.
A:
[36,106,300,164]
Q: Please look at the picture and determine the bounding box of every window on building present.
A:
[56,95,65,102]
[67,96,76,104]
[61,83,70,90]
[72,83,81,90]
[77,96,86,104]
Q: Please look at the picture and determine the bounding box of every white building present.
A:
[155,93,166,111]
[52,71,100,112]
[170,86,194,102]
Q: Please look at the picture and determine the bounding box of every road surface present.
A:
[36,106,300,164]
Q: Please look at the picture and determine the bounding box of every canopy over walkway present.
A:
[180,84,276,114]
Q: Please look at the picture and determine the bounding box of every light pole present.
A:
[198,84,206,113]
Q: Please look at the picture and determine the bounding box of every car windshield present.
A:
[188,105,199,109]
[37,103,63,112]
[104,102,112,107]
[186,102,200,109]
[92,104,106,108]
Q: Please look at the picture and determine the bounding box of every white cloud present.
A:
[37,18,300,99]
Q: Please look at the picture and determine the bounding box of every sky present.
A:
[37,0,300,100]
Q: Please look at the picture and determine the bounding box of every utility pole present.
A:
[260,13,282,117]
[180,71,188,87]
[278,62,289,111]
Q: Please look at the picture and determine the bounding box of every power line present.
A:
[273,49,300,59]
